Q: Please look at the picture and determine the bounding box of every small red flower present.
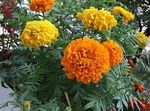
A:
[135,83,144,93]
[128,59,136,67]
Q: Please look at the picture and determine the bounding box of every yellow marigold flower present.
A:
[122,11,135,23]
[136,32,148,48]
[61,37,110,84]
[20,20,59,48]
[30,0,55,13]
[113,6,125,15]
[76,7,117,31]
[102,40,123,67]
[113,6,135,23]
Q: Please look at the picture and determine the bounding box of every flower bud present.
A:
[23,101,30,111]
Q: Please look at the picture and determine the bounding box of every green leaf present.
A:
[84,101,95,110]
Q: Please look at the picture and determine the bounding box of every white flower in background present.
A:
[146,37,150,46]
[141,36,150,56]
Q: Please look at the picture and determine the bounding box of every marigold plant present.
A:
[20,20,59,48]
[0,0,150,111]
[113,6,135,23]
[61,37,110,84]
[102,40,123,67]
[76,7,117,31]
[30,0,55,12]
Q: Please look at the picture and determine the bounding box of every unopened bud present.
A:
[23,101,30,111]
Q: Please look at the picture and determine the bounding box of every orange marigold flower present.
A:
[102,40,123,67]
[30,0,55,13]
[135,83,144,93]
[61,37,110,84]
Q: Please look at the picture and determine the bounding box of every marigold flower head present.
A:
[102,40,123,67]
[135,83,144,93]
[113,6,125,15]
[122,11,135,23]
[76,7,117,31]
[136,32,148,48]
[113,6,135,23]
[61,37,110,84]
[20,20,59,48]
[30,0,55,13]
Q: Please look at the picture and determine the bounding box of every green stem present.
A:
[64,92,71,108]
